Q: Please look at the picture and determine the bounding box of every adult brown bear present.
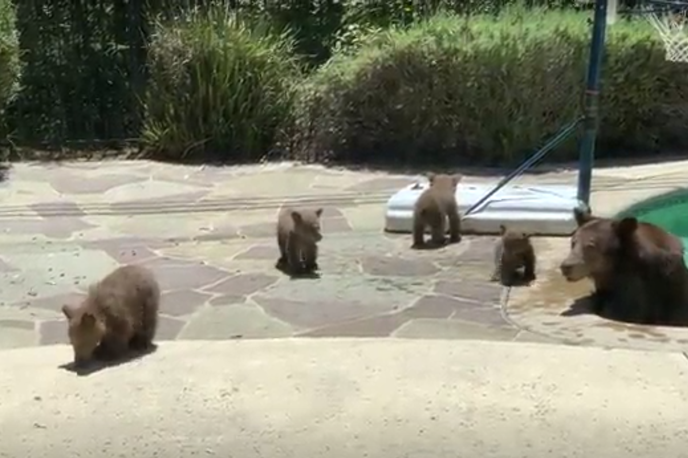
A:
[559,207,688,325]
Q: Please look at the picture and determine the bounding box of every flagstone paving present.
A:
[0,159,687,351]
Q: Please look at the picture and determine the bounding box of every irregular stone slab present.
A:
[39,319,67,345]
[233,245,278,261]
[254,295,394,330]
[160,290,213,317]
[456,238,497,263]
[361,255,439,277]
[203,273,279,297]
[18,292,87,313]
[239,222,275,238]
[1,248,120,305]
[394,318,519,340]
[48,173,146,195]
[322,217,353,234]
[401,295,466,320]
[156,316,186,341]
[139,257,230,291]
[434,279,503,304]
[208,295,246,307]
[258,274,424,321]
[179,304,293,340]
[450,304,510,328]
[0,217,95,239]
[299,312,410,338]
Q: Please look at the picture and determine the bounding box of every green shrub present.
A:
[290,8,688,167]
[0,0,21,132]
[142,3,301,162]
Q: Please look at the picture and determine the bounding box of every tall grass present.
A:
[142,3,302,162]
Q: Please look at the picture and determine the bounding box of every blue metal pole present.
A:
[577,0,609,204]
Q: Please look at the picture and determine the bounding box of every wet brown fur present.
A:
[276,207,324,275]
[61,264,160,366]
[560,207,688,324]
[491,224,536,286]
[412,173,462,248]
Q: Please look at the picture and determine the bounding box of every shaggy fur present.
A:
[412,173,462,248]
[490,224,536,286]
[62,264,160,366]
[560,208,688,325]
[276,207,324,275]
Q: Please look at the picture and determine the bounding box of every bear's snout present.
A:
[559,259,587,282]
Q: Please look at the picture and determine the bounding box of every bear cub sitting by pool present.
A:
[559,207,688,326]
[62,264,160,367]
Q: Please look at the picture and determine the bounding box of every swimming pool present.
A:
[618,189,688,262]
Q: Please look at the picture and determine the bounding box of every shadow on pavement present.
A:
[58,345,158,377]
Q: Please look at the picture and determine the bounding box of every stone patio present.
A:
[0,158,687,351]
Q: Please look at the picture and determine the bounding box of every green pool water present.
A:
[620,190,688,263]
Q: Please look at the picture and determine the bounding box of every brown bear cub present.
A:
[62,264,160,367]
[560,207,688,325]
[490,224,536,286]
[412,173,462,249]
[276,207,324,275]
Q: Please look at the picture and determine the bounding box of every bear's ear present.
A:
[614,217,638,238]
[426,172,436,184]
[574,207,594,227]
[451,174,462,187]
[314,208,323,218]
[499,224,507,235]
[290,210,303,224]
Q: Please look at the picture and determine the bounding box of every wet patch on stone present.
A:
[203,273,279,297]
[298,312,410,338]
[361,255,439,277]
[160,290,213,316]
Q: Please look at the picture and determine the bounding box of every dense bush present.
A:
[289,8,688,167]
[0,0,21,133]
[142,5,301,161]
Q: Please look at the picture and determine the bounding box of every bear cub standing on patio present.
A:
[276,207,324,275]
[560,207,688,325]
[490,224,536,286]
[62,264,160,367]
[412,173,462,248]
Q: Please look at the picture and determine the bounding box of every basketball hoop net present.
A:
[645,0,688,62]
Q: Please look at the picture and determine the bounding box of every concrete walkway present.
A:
[1,339,688,458]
